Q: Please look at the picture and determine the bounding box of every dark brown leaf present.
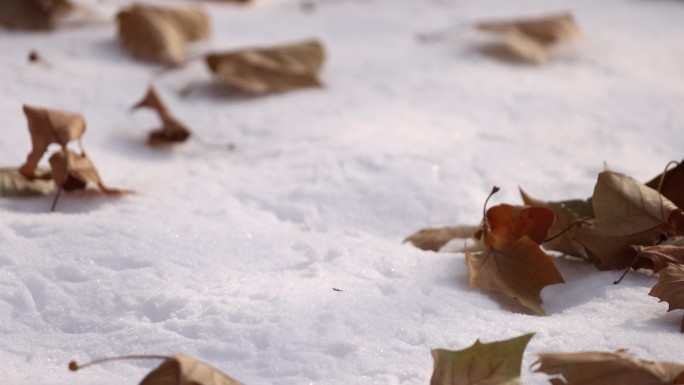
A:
[649,264,684,333]
[0,0,73,30]
[646,160,684,212]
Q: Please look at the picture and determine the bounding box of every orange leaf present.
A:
[483,204,555,249]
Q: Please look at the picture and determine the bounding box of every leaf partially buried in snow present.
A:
[19,104,86,179]
[520,188,593,260]
[430,333,533,385]
[476,11,581,64]
[533,349,684,384]
[0,0,73,30]
[0,168,55,197]
[466,203,563,315]
[49,150,125,195]
[646,160,684,213]
[139,354,245,385]
[205,39,325,94]
[404,225,480,252]
[649,264,684,333]
[117,4,209,63]
[132,86,191,145]
[574,171,683,270]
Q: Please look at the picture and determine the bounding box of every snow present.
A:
[1,0,683,384]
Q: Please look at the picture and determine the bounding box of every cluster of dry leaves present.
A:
[407,162,684,332]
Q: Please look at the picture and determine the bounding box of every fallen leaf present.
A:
[132,86,191,145]
[117,4,209,63]
[649,264,684,333]
[0,0,73,30]
[466,235,564,315]
[520,188,593,259]
[430,333,533,385]
[574,171,683,270]
[476,11,581,64]
[19,104,86,179]
[646,160,684,212]
[533,349,684,384]
[404,225,480,252]
[631,243,684,273]
[49,150,125,195]
[483,204,556,249]
[205,39,325,94]
[0,167,55,197]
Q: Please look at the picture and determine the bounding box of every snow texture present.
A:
[1,0,683,384]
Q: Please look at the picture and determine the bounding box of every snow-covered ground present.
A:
[1,0,683,384]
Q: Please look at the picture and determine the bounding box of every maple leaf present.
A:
[132,86,191,145]
[70,354,245,385]
[0,168,55,197]
[466,199,563,315]
[630,241,684,273]
[117,4,209,63]
[430,333,534,385]
[533,349,684,385]
[475,11,582,64]
[0,0,73,30]
[646,160,684,213]
[205,39,325,94]
[520,188,593,260]
[404,225,480,252]
[649,264,684,333]
[574,171,683,270]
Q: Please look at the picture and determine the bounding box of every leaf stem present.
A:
[613,251,643,285]
[655,160,680,194]
[69,355,170,372]
[542,217,590,244]
[482,186,500,230]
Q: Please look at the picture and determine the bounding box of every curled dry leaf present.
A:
[649,264,684,333]
[430,333,533,385]
[117,4,209,63]
[476,11,581,64]
[646,160,684,213]
[520,188,593,260]
[533,349,684,385]
[132,86,191,145]
[49,150,124,195]
[466,203,563,315]
[139,354,245,385]
[0,0,73,30]
[574,171,683,270]
[0,168,55,197]
[206,39,325,94]
[631,243,684,273]
[19,104,86,179]
[404,225,480,252]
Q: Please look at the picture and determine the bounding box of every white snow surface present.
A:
[1,0,684,384]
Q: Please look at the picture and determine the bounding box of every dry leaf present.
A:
[205,39,325,94]
[476,11,581,64]
[0,0,73,30]
[520,188,593,260]
[0,167,55,197]
[466,203,563,315]
[132,86,191,145]
[49,150,124,195]
[430,333,533,385]
[646,160,684,212]
[404,225,480,252]
[117,4,209,63]
[19,104,86,179]
[533,349,684,384]
[466,236,564,315]
[140,354,245,385]
[631,243,684,273]
[575,171,682,270]
[649,264,684,333]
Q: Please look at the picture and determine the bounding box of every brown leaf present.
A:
[49,150,125,195]
[646,160,684,212]
[404,225,480,252]
[466,236,564,315]
[533,349,684,385]
[0,167,55,197]
[631,243,684,273]
[0,0,73,30]
[430,333,533,385]
[574,171,682,270]
[649,264,684,333]
[476,11,581,64]
[483,204,556,249]
[132,86,191,145]
[19,104,86,179]
[520,188,593,260]
[116,4,209,63]
[139,354,245,385]
[205,39,325,94]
